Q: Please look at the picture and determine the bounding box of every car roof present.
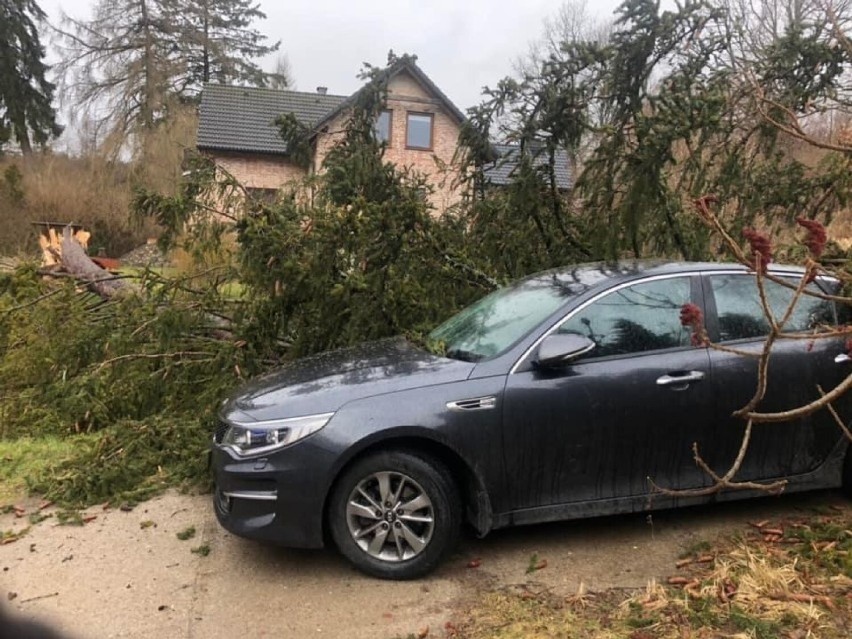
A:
[519,260,809,298]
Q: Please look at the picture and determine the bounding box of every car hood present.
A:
[221,337,475,422]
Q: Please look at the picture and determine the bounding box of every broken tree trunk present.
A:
[37,226,90,267]
[56,227,134,299]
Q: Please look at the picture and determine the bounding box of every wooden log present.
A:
[58,227,133,298]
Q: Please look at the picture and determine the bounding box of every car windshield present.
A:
[429,273,592,362]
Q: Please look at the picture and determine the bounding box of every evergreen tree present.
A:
[0,0,62,153]
[171,0,280,92]
[464,0,852,262]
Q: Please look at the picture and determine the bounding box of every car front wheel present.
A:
[328,450,461,579]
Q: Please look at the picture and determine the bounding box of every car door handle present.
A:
[835,353,851,364]
[656,371,705,386]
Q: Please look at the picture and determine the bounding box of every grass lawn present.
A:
[118,265,246,299]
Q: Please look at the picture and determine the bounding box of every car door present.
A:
[700,272,847,482]
[501,273,715,511]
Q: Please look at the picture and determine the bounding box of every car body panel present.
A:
[494,437,847,529]
[502,346,714,509]
[315,375,507,523]
[222,337,475,421]
[212,438,336,547]
[697,271,849,481]
[212,261,851,553]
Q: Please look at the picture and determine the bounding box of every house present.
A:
[483,144,572,192]
[196,57,571,211]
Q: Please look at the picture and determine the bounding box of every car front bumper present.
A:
[211,440,337,549]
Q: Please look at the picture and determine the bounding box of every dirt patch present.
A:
[1,490,848,638]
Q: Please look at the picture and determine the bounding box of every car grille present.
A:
[213,421,230,444]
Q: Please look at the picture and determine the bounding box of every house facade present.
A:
[197,59,467,210]
[196,58,571,211]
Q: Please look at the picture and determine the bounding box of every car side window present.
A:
[556,277,692,358]
[709,274,834,341]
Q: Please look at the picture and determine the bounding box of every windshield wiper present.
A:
[445,348,482,362]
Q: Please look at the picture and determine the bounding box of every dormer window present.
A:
[406,112,433,150]
[375,110,392,143]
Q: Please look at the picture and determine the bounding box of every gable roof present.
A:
[194,70,573,192]
[310,58,467,136]
[483,144,572,190]
[197,84,347,155]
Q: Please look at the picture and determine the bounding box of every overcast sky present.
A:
[39,0,628,113]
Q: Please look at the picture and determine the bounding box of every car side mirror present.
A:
[535,334,596,369]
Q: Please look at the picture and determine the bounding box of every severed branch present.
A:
[2,288,67,314]
[817,384,852,442]
[95,351,215,371]
[29,227,239,347]
[651,195,852,498]
[755,95,852,154]
[55,227,136,298]
[746,372,852,424]
[734,267,813,418]
[649,420,787,497]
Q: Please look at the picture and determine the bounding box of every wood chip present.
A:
[718,580,737,603]
[684,584,703,599]
[769,592,835,610]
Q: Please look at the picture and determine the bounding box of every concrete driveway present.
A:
[1,490,846,639]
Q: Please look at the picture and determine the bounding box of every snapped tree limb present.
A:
[53,227,137,299]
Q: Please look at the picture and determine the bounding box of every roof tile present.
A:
[197,84,347,155]
[483,143,572,190]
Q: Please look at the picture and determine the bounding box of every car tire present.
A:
[328,449,462,580]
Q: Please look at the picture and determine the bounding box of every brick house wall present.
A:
[211,150,307,192]
[313,70,464,211]
[199,67,467,213]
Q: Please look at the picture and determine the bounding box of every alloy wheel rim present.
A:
[345,471,435,562]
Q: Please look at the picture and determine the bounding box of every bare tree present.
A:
[53,0,280,149]
[517,0,611,76]
[54,0,179,142]
[268,53,295,90]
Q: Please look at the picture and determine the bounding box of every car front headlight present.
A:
[221,412,334,457]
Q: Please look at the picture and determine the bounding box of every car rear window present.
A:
[709,274,835,341]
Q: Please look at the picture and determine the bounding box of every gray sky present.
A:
[39,0,625,112]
